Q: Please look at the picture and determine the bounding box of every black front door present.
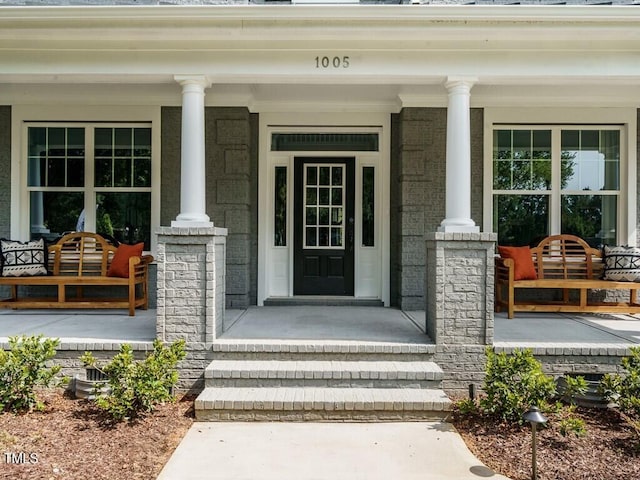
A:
[294,157,355,295]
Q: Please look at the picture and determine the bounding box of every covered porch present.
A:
[1,306,638,347]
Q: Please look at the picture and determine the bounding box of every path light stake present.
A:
[522,406,547,480]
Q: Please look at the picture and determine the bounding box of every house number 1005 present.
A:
[315,56,350,69]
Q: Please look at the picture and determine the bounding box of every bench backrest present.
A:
[48,232,117,276]
[531,234,603,280]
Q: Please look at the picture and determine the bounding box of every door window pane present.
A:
[274,166,287,247]
[362,167,375,247]
[303,163,345,249]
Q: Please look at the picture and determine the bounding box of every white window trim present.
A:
[483,107,637,246]
[11,105,161,253]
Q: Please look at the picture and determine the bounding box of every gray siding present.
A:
[161,106,258,308]
[390,107,483,310]
[0,106,10,240]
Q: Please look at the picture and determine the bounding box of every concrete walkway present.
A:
[156,421,510,480]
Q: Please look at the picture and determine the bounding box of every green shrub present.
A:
[0,335,63,413]
[81,339,186,421]
[558,416,587,437]
[454,398,478,415]
[559,374,588,405]
[601,347,640,419]
[480,347,556,423]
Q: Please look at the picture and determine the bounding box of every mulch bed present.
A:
[0,389,194,480]
[451,406,640,480]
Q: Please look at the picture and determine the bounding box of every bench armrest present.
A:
[495,256,515,284]
[127,254,154,279]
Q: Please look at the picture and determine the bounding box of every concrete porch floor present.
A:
[1,306,640,347]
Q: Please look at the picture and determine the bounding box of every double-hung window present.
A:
[492,126,621,247]
[27,123,152,249]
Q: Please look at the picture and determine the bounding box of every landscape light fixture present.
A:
[522,406,547,480]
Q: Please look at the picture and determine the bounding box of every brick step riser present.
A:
[213,352,436,362]
[195,410,450,422]
[205,378,443,389]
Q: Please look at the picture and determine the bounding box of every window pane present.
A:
[114,128,132,157]
[28,127,85,188]
[362,166,375,247]
[30,191,83,240]
[274,166,287,247]
[306,187,316,206]
[318,227,329,247]
[493,129,550,191]
[28,157,46,187]
[306,227,317,247]
[134,158,151,187]
[319,188,330,205]
[332,167,343,186]
[331,227,342,247]
[561,129,619,191]
[513,130,531,159]
[96,192,151,250]
[95,128,113,157]
[114,158,132,187]
[319,167,330,186]
[95,127,151,188]
[47,157,66,187]
[561,194,617,248]
[67,157,85,187]
[493,194,549,246]
[28,127,47,157]
[133,128,151,156]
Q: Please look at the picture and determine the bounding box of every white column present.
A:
[172,75,213,228]
[439,77,479,233]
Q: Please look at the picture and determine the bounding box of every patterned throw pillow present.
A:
[603,245,640,282]
[0,238,48,277]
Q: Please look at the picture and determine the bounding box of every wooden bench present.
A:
[0,232,153,316]
[495,234,640,319]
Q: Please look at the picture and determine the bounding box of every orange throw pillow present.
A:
[107,243,144,278]
[498,246,537,280]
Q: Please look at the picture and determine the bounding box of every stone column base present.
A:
[156,226,227,347]
[425,232,496,346]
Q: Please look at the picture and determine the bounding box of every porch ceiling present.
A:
[1,5,640,94]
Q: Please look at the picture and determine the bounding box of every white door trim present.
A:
[258,112,390,306]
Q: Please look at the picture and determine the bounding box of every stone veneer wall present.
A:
[161,106,258,308]
[390,107,483,310]
[425,232,496,394]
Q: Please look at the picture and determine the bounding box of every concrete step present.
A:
[195,387,452,422]
[212,339,435,361]
[204,360,444,388]
[263,296,384,307]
